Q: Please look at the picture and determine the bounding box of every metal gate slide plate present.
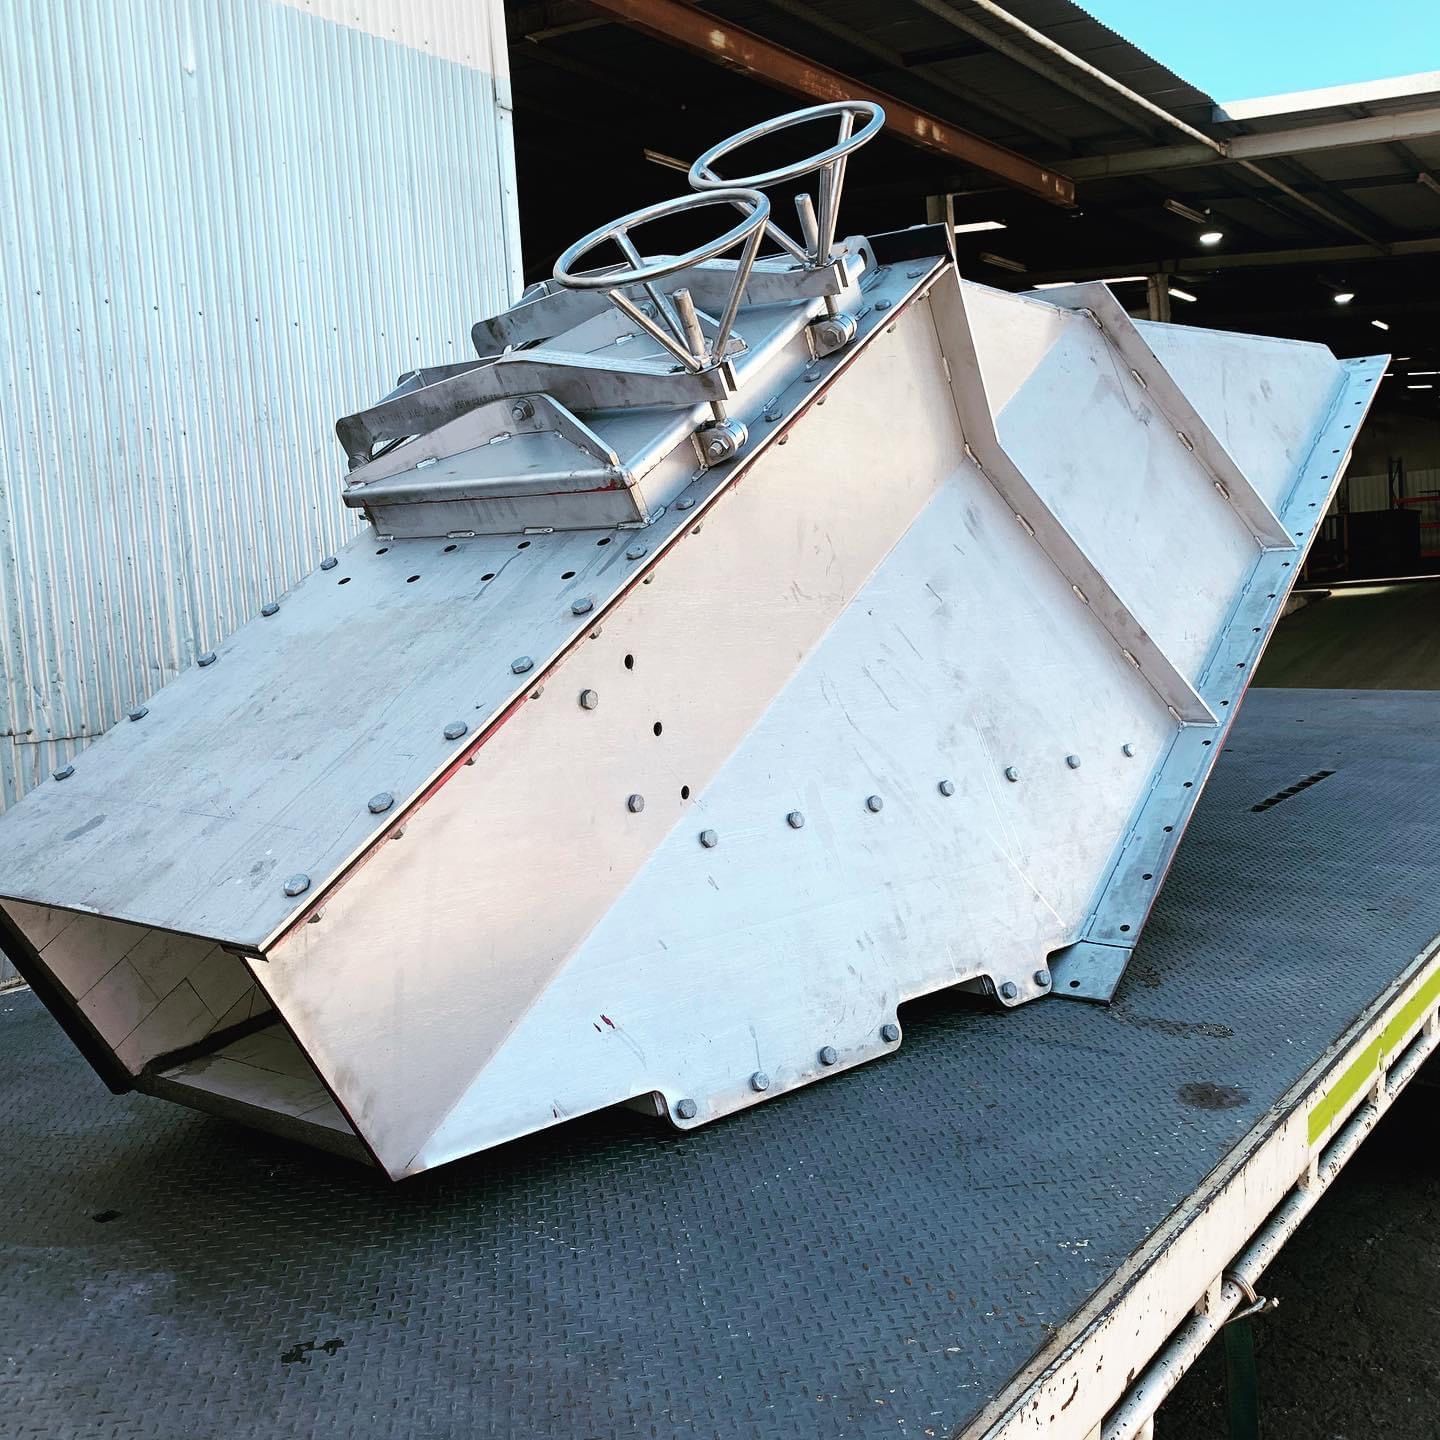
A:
[0,219,1384,1175]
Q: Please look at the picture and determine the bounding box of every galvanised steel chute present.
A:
[0,104,1384,1178]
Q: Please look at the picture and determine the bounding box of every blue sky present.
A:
[1081,0,1440,101]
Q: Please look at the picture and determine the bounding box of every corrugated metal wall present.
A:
[1338,468,1440,513]
[0,0,521,982]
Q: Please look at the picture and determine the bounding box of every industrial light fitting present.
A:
[1333,292,1355,305]
[1198,231,1224,246]
[1169,287,1198,302]
[953,220,1007,233]
[1163,198,1208,224]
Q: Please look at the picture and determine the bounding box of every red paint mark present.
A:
[601,1014,616,1029]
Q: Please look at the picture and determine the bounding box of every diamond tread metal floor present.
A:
[2,687,1438,1440]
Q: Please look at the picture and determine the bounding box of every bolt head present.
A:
[1034,969,1051,987]
[699,828,718,849]
[197,651,217,667]
[320,556,338,571]
[261,602,280,617]
[625,544,647,561]
[283,873,311,897]
[880,1022,901,1043]
[865,794,884,813]
[127,707,148,722]
[1000,981,1018,1001]
[938,779,955,797]
[571,596,594,615]
[750,1071,771,1093]
[675,1098,698,1120]
[764,407,783,422]
[675,497,695,511]
[511,655,534,675]
[578,689,599,710]
[510,398,535,422]
[627,793,645,814]
[818,1045,839,1066]
[1004,766,1020,783]
[443,720,468,741]
[1122,742,1136,757]
[707,439,726,458]
[786,810,805,829]
[368,792,395,815]
[53,764,75,781]
[874,298,892,311]
[1065,754,1082,769]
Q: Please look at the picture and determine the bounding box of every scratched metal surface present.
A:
[2,687,1438,1440]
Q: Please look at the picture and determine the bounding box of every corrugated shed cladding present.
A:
[0,0,520,815]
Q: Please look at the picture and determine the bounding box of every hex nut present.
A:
[675,497,696,511]
[283,874,311,897]
[320,556,338,571]
[675,1098,698,1120]
[818,1045,839,1066]
[127,707,148,722]
[53,765,75,781]
[786,810,805,829]
[511,655,534,675]
[579,689,600,711]
[938,779,956,797]
[1004,766,1021,783]
[750,1071,771,1093]
[865,794,884,813]
[627,793,645,814]
[443,721,468,741]
[1122,742,1136,758]
[1065,754,1082,769]
[699,828,719,849]
[625,545,648,561]
[510,398,535,422]
[571,597,594,616]
[261,602,280,617]
[880,1023,901,1043]
[368,792,395,815]
[999,981,1019,1000]
[197,651,217,667]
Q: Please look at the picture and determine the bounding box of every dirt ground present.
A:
[1155,1061,1440,1437]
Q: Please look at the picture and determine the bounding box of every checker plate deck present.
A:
[2,686,1438,1440]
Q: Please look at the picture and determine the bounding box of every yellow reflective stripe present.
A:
[1308,965,1440,1146]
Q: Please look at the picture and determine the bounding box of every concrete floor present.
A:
[1158,576,1440,1438]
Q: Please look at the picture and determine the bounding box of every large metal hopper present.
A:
[0,105,1384,1177]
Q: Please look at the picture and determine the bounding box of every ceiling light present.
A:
[979,251,1026,273]
[1100,275,1147,284]
[953,220,1006,233]
[1408,383,1434,390]
[1371,320,1391,330]
[1033,281,1077,289]
[1199,231,1224,246]
[1163,198,1208,224]
[1169,286,1198,302]
[1408,369,1439,375]
[1333,291,1355,304]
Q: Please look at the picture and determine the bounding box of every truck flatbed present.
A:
[3,686,1438,1440]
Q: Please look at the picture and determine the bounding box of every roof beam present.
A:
[1019,234,1440,284]
[1067,105,1440,179]
[582,0,1075,205]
